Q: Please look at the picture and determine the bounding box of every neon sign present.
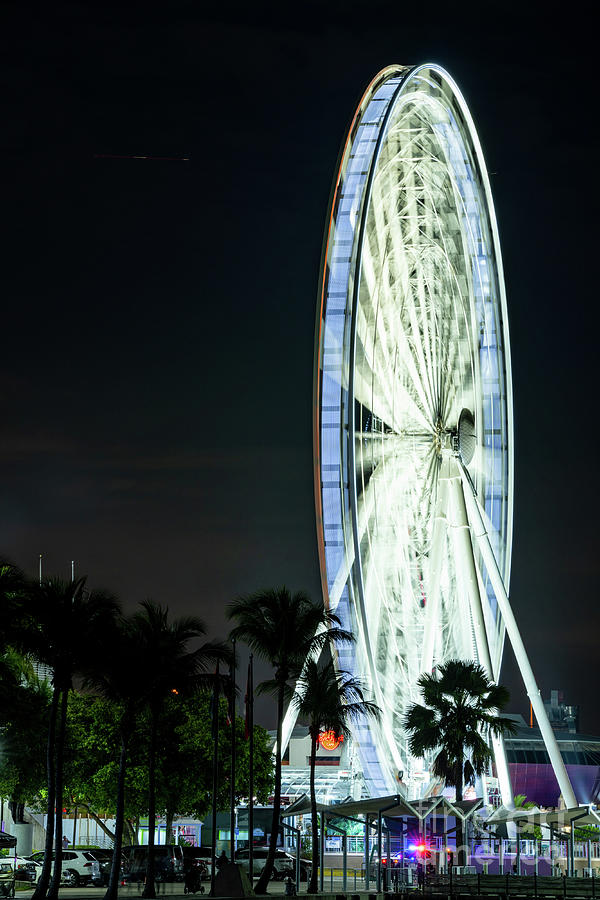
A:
[317,730,344,750]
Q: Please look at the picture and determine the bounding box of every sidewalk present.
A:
[17,884,391,899]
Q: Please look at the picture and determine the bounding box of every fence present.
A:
[426,873,599,898]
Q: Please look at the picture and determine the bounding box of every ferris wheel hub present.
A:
[457,408,477,465]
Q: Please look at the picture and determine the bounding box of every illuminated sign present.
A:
[317,730,344,751]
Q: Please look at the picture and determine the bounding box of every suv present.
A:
[29,850,102,886]
[235,848,311,881]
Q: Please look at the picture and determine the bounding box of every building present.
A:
[502,692,600,808]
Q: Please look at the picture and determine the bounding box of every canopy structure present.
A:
[486,805,600,831]
[283,793,482,823]
[0,831,17,849]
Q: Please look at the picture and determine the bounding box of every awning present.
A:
[283,794,483,822]
[0,832,17,850]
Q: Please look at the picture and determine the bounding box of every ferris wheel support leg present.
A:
[421,472,448,674]
[458,460,578,810]
[447,468,514,809]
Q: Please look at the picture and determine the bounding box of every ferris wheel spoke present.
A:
[360,239,435,427]
[371,168,438,418]
[355,310,432,435]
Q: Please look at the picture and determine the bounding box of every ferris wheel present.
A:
[306,63,576,805]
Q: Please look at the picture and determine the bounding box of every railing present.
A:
[473,840,600,860]
[426,872,599,898]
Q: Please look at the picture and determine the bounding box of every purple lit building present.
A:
[502,693,600,807]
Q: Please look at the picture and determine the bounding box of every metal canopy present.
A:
[487,805,600,830]
[283,793,483,822]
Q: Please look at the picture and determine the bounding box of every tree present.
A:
[291,658,380,893]
[0,560,27,651]
[19,576,120,900]
[156,693,273,831]
[126,601,229,900]
[403,660,516,866]
[0,658,50,823]
[227,587,352,893]
[62,690,274,845]
[81,614,156,900]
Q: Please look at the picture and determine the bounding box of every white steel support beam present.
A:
[458,459,578,810]
[420,468,448,674]
[446,463,514,808]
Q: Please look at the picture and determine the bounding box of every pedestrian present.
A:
[62,836,69,850]
[216,851,229,872]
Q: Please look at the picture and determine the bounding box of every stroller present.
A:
[183,862,206,895]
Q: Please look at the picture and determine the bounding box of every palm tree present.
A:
[129,601,229,900]
[403,659,516,866]
[81,615,154,900]
[292,658,380,893]
[22,576,120,900]
[227,587,353,893]
[0,560,27,641]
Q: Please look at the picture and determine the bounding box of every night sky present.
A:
[2,3,598,732]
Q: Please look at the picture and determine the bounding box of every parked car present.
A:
[121,845,184,883]
[3,857,42,885]
[235,848,311,881]
[28,849,103,886]
[0,861,15,899]
[89,849,128,886]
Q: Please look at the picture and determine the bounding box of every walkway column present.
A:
[386,828,391,887]
[320,814,325,892]
[569,828,575,877]
[365,817,370,890]
[377,812,382,892]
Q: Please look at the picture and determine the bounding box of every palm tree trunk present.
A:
[165,810,174,844]
[308,732,319,894]
[32,683,60,900]
[455,765,465,867]
[255,679,284,893]
[125,817,138,846]
[48,687,68,899]
[104,733,128,900]
[142,709,159,899]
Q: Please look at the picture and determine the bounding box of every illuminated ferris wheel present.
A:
[308,64,576,805]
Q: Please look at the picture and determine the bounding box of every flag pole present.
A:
[248,654,254,887]
[230,638,236,863]
[210,662,219,897]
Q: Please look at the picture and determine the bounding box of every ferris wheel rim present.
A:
[313,63,514,795]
